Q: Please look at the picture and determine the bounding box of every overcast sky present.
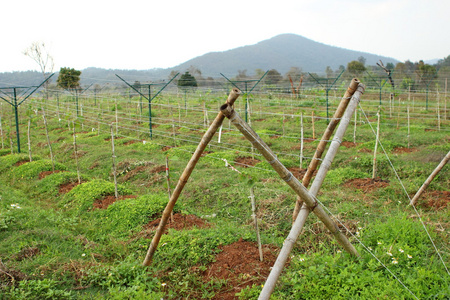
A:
[1,0,449,75]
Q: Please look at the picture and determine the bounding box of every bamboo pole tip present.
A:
[226,88,242,106]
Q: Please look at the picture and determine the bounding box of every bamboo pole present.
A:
[250,186,263,261]
[299,112,304,169]
[110,124,118,199]
[42,108,55,172]
[409,150,450,206]
[311,111,315,140]
[143,88,241,266]
[258,82,365,300]
[0,116,3,149]
[373,110,381,179]
[407,106,410,149]
[73,122,81,184]
[165,156,174,223]
[353,109,357,144]
[292,78,360,221]
[220,101,360,257]
[27,119,32,162]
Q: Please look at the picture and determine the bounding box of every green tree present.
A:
[265,69,282,85]
[57,67,81,90]
[347,60,366,76]
[177,72,198,88]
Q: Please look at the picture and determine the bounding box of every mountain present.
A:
[0,33,400,87]
[170,33,398,75]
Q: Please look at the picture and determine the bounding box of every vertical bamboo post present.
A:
[407,106,410,149]
[110,124,118,199]
[389,93,393,118]
[0,116,4,149]
[27,119,32,162]
[258,82,365,300]
[299,112,304,169]
[143,88,241,266]
[410,150,450,206]
[445,78,447,120]
[437,89,440,131]
[373,110,381,179]
[73,122,81,184]
[250,186,263,262]
[115,100,118,135]
[353,108,357,144]
[42,108,55,172]
[165,156,174,223]
[311,111,315,140]
[293,78,360,220]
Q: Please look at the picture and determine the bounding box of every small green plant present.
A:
[11,160,66,180]
[103,193,173,235]
[4,279,73,300]
[62,179,132,212]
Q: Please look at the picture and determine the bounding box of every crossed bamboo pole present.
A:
[258,81,365,299]
[219,84,365,263]
[292,78,360,221]
[143,88,241,266]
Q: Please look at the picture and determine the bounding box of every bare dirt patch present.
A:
[393,147,418,154]
[59,181,83,194]
[143,213,211,235]
[92,195,137,210]
[417,191,449,210]
[288,167,308,180]
[235,156,260,168]
[203,238,280,300]
[124,140,141,145]
[38,170,64,180]
[344,177,390,193]
[14,160,29,166]
[341,141,357,148]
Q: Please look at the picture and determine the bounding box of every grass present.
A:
[0,87,448,299]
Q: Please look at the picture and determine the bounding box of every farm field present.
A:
[0,80,449,299]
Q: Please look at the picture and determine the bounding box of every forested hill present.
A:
[1,33,400,86]
[170,33,398,75]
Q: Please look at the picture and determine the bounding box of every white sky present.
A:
[1,0,449,75]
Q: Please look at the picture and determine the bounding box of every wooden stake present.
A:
[249,186,263,262]
[42,108,55,172]
[445,78,447,120]
[299,112,304,169]
[166,156,174,223]
[353,108,357,144]
[110,124,118,199]
[73,121,81,184]
[373,110,381,179]
[311,111,315,140]
[143,88,241,266]
[0,116,3,149]
[27,119,32,162]
[407,106,410,149]
[437,89,440,131]
[410,150,450,206]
